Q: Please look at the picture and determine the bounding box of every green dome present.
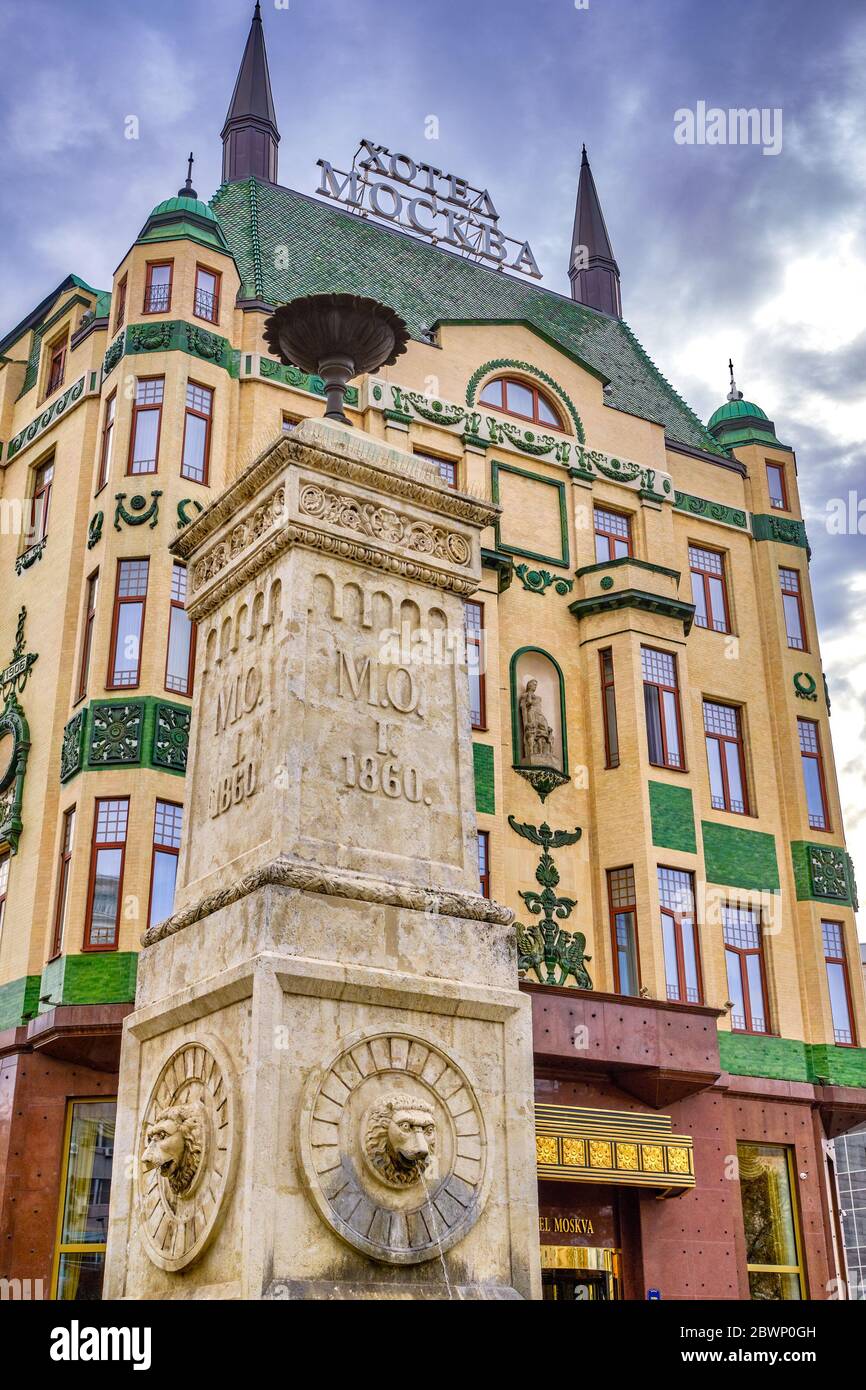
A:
[148,195,217,222]
[708,397,768,430]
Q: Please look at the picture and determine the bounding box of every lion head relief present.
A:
[142,1102,207,1196]
[363,1092,437,1188]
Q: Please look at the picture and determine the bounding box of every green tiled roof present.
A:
[211,178,727,457]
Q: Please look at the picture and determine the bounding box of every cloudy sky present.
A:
[1,0,863,932]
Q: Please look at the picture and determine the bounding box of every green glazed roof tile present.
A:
[211,178,728,456]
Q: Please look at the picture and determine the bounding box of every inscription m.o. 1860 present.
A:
[336,649,422,715]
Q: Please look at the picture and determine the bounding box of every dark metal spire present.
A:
[568,146,622,318]
[727,358,743,402]
[221,1,280,184]
[178,152,198,200]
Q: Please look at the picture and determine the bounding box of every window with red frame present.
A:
[96,391,116,492]
[413,449,458,489]
[780,568,807,651]
[608,865,639,996]
[165,563,194,695]
[77,570,99,702]
[478,830,490,898]
[108,558,149,689]
[642,646,684,769]
[0,852,9,945]
[28,457,54,547]
[128,378,164,475]
[194,266,220,324]
[689,545,730,633]
[704,700,749,814]
[181,382,214,483]
[143,261,172,314]
[113,274,127,332]
[766,461,788,510]
[149,801,184,928]
[478,375,564,429]
[599,647,620,768]
[45,335,67,396]
[85,798,129,948]
[51,806,76,958]
[464,600,486,728]
[658,866,702,1004]
[822,921,855,1045]
[594,507,631,563]
[798,718,830,830]
[724,906,769,1033]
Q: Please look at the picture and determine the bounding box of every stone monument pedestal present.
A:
[104,420,540,1300]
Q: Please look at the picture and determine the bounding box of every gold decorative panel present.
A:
[535,1103,695,1193]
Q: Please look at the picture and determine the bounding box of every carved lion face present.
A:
[364,1092,436,1188]
[142,1103,205,1195]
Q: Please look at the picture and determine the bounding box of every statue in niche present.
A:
[519,678,556,767]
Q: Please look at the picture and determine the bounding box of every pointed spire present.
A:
[727,357,743,402]
[221,1,280,185]
[568,146,622,317]
[178,152,198,200]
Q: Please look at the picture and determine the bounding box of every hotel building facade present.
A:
[0,5,864,1301]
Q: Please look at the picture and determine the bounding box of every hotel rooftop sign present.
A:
[316,139,542,280]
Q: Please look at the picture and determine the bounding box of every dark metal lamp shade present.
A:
[263,293,410,423]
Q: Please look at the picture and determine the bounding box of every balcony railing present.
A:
[144,284,170,314]
[194,289,217,322]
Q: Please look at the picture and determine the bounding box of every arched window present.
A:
[479,375,565,431]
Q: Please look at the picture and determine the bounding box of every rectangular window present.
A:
[51,806,76,958]
[149,801,184,928]
[608,866,639,995]
[780,568,807,651]
[465,600,486,729]
[46,334,67,396]
[181,381,214,483]
[28,456,54,546]
[96,391,116,492]
[689,545,730,633]
[194,265,220,323]
[76,570,99,702]
[822,921,855,1045]
[798,718,829,830]
[724,906,769,1033]
[413,449,458,489]
[143,261,172,314]
[0,852,9,946]
[658,866,702,1004]
[165,562,194,695]
[108,558,149,688]
[599,647,619,768]
[478,830,490,898]
[704,700,749,814]
[737,1142,804,1299]
[642,646,684,770]
[53,1099,116,1300]
[128,377,164,475]
[766,462,788,511]
[85,798,129,949]
[113,274,127,333]
[594,506,631,563]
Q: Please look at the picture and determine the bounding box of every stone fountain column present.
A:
[103,418,540,1300]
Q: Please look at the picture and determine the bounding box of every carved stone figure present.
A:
[136,1038,238,1273]
[141,1103,207,1196]
[519,678,556,766]
[363,1092,436,1188]
[298,1028,489,1265]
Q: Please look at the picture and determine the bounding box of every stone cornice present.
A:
[142,854,514,947]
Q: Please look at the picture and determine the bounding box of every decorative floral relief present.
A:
[298,482,472,566]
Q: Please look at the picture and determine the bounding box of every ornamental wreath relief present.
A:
[137,1037,239,1272]
[298,1028,490,1265]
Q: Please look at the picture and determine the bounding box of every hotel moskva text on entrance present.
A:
[0,3,864,1301]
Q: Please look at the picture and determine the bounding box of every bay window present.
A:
[181,381,214,483]
[128,377,164,475]
[194,265,220,323]
[798,718,829,830]
[108,558,149,689]
[658,866,701,1004]
[780,568,806,651]
[149,801,184,928]
[143,261,172,314]
[594,506,631,563]
[642,646,684,769]
[165,562,194,695]
[608,865,639,995]
[822,921,855,1045]
[724,906,769,1033]
[85,798,129,949]
[599,647,619,768]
